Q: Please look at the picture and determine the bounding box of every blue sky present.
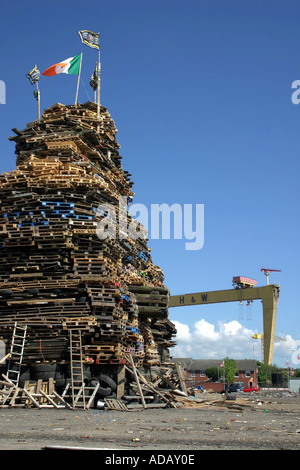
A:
[0,0,300,367]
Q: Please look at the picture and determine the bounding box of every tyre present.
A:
[89,377,112,397]
[54,364,66,388]
[96,374,117,391]
[27,288,39,295]
[66,363,91,379]
[65,364,91,386]
[0,289,13,296]
[8,364,31,386]
[96,385,113,397]
[143,390,159,404]
[31,363,57,380]
[226,391,237,401]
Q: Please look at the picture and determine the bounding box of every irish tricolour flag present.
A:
[42,53,82,76]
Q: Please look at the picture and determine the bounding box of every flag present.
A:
[220,361,224,368]
[89,63,98,91]
[42,54,82,77]
[26,65,40,84]
[78,30,99,50]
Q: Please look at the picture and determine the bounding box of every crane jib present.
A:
[178,294,208,304]
[168,284,280,366]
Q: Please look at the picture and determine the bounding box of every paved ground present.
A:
[0,391,299,451]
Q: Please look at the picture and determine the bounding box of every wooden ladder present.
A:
[69,329,86,409]
[6,323,27,387]
[62,381,100,410]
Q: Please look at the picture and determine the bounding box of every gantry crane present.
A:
[261,268,281,285]
[252,333,286,363]
[168,278,280,366]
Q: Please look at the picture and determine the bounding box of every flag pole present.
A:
[94,62,97,104]
[36,82,41,121]
[75,53,83,105]
[97,42,101,132]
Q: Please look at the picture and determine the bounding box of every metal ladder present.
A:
[6,322,27,387]
[69,329,86,409]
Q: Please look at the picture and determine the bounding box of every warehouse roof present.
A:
[172,358,257,371]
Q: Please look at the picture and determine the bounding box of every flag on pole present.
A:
[220,361,224,368]
[26,65,40,84]
[90,63,98,91]
[42,54,82,76]
[78,30,99,49]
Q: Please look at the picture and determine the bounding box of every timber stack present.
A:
[0,102,176,380]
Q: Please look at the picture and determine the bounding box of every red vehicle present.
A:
[243,386,259,392]
[232,276,257,288]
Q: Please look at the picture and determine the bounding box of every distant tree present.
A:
[294,368,300,378]
[257,361,270,385]
[257,361,289,385]
[206,367,219,382]
[224,358,237,384]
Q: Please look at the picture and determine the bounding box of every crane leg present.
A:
[262,286,279,365]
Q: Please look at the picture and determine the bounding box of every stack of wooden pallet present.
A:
[0,101,176,369]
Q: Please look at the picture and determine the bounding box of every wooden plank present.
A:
[0,353,10,364]
[21,388,42,408]
[126,354,147,409]
[126,402,167,409]
[116,364,125,400]
[128,366,177,408]
[39,390,60,408]
[176,362,188,395]
[52,390,73,409]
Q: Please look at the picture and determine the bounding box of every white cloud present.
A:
[171,319,300,367]
[193,319,220,342]
[220,320,243,336]
[172,318,260,361]
[173,321,192,342]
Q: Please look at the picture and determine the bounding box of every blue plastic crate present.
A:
[138,251,148,262]
[41,201,75,208]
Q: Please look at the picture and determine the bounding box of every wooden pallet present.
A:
[104,398,128,411]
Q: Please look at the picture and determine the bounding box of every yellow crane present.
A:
[168,278,280,366]
[252,333,286,363]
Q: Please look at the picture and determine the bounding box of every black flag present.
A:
[90,63,98,91]
[26,65,40,85]
[78,30,100,50]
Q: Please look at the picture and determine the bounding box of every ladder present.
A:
[62,381,100,410]
[6,323,27,387]
[69,329,86,409]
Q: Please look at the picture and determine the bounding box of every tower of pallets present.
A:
[0,102,177,372]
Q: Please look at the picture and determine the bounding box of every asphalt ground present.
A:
[0,391,299,453]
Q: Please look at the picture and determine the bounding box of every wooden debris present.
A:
[0,374,72,408]
[104,398,128,411]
